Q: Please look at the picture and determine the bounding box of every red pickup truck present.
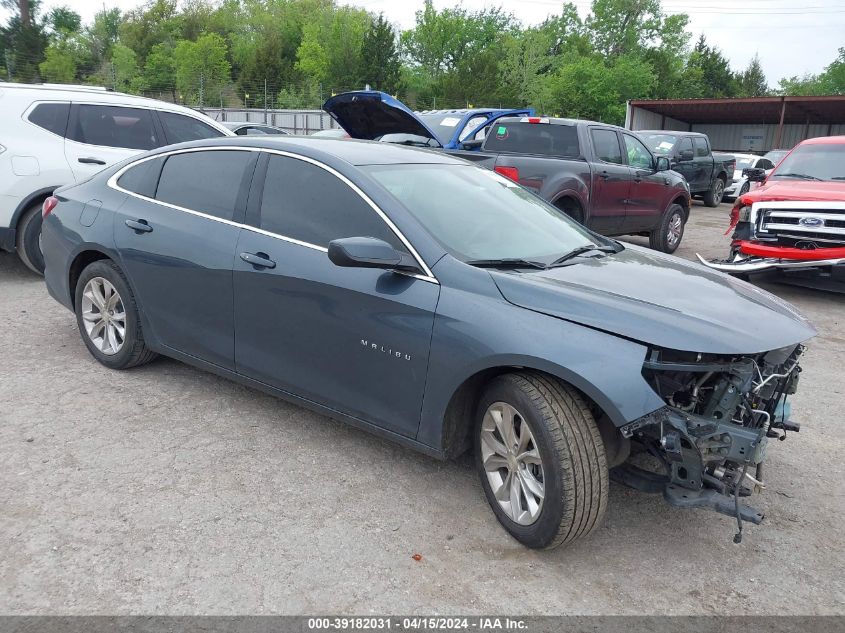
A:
[700,136,845,288]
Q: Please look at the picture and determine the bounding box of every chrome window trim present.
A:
[106,145,439,284]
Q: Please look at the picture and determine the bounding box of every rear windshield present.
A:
[483,122,580,158]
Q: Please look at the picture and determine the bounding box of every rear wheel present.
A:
[649,203,686,253]
[74,260,157,369]
[703,177,725,207]
[474,372,608,549]
[738,181,750,198]
[16,202,45,274]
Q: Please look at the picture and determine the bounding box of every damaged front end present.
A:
[616,344,804,542]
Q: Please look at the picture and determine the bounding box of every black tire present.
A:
[556,199,584,225]
[703,177,725,207]
[474,372,608,549]
[74,259,157,370]
[16,202,45,274]
[649,203,686,254]
[738,181,750,198]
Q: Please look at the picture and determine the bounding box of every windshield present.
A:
[734,157,756,170]
[416,113,469,143]
[769,143,845,181]
[764,150,788,164]
[642,134,678,155]
[365,164,606,262]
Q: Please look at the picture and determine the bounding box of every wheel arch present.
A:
[671,194,690,220]
[68,249,114,309]
[551,193,586,223]
[11,186,62,230]
[437,359,629,460]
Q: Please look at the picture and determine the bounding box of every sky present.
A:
[7,0,844,85]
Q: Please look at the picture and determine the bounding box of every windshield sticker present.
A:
[440,117,461,127]
[496,126,508,139]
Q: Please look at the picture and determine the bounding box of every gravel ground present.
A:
[1,202,843,615]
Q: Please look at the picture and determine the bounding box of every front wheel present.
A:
[649,203,686,253]
[738,181,750,198]
[703,177,725,207]
[474,372,608,549]
[16,202,45,274]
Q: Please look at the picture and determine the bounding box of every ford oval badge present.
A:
[799,217,824,227]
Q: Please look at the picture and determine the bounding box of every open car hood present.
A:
[746,179,845,202]
[490,245,816,355]
[322,91,442,147]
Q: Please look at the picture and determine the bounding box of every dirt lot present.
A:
[1,202,843,615]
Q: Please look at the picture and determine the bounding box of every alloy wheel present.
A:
[480,402,545,525]
[714,180,724,203]
[667,212,683,249]
[81,277,126,356]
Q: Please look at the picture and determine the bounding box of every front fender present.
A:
[416,259,665,451]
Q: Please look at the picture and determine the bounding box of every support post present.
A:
[774,99,787,148]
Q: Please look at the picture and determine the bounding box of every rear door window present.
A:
[591,129,624,164]
[28,102,70,136]
[483,122,580,157]
[68,105,159,150]
[155,150,255,221]
[116,157,164,198]
[159,112,224,144]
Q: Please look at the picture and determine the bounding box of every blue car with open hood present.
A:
[322,91,532,150]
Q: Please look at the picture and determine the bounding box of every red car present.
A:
[701,136,845,288]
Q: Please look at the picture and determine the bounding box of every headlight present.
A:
[738,205,751,222]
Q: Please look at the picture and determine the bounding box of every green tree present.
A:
[819,47,845,94]
[737,54,768,97]
[173,32,231,105]
[400,1,516,80]
[119,0,181,63]
[47,6,80,38]
[547,54,655,123]
[143,42,177,100]
[39,40,75,82]
[88,7,121,64]
[111,43,140,92]
[778,73,825,96]
[682,35,737,98]
[1,0,48,82]
[361,13,400,93]
[296,5,369,91]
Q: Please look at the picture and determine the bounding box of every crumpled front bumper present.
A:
[698,241,845,273]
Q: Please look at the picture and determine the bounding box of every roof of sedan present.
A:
[177,136,469,166]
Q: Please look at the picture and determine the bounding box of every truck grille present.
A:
[756,207,845,246]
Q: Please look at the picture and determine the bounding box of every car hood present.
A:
[745,179,845,202]
[322,91,442,147]
[489,245,816,355]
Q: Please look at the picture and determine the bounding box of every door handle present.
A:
[240,251,276,269]
[78,157,106,165]
[599,171,610,180]
[633,176,643,183]
[125,219,153,233]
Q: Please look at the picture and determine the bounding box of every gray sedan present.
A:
[41,137,815,549]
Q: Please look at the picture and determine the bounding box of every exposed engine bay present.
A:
[615,344,804,542]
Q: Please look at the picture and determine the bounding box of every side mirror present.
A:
[677,149,694,162]
[655,156,671,172]
[461,139,483,150]
[328,237,417,272]
[743,167,767,183]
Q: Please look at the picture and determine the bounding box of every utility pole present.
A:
[264,77,268,123]
[111,63,117,91]
[5,50,12,81]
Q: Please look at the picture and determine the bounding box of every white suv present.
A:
[0,83,232,273]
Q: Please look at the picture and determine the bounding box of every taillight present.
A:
[494,166,519,182]
[42,196,59,218]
